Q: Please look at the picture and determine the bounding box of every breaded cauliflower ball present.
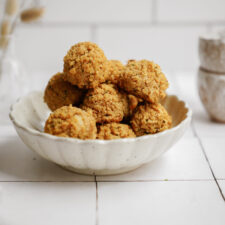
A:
[97,123,136,140]
[81,84,126,123]
[120,92,141,120]
[131,103,172,136]
[119,60,168,103]
[44,105,97,139]
[44,73,85,111]
[63,42,108,89]
[106,60,124,85]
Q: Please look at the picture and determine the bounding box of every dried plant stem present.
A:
[1,20,11,36]
[20,7,45,22]
[5,0,19,16]
[0,0,26,79]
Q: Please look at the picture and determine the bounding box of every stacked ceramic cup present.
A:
[198,31,225,122]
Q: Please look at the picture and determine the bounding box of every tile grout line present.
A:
[0,180,96,183]
[17,21,225,28]
[89,179,216,182]
[191,121,225,201]
[0,178,221,183]
[94,176,99,225]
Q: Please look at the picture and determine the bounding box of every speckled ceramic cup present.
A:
[199,33,225,73]
[198,67,225,123]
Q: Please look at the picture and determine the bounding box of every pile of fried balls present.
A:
[44,42,172,140]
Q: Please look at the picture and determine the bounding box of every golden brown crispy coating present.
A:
[106,60,124,85]
[120,93,141,119]
[119,60,168,103]
[44,105,97,139]
[131,103,172,136]
[81,84,126,123]
[63,42,108,89]
[128,94,142,112]
[97,123,136,140]
[44,73,85,111]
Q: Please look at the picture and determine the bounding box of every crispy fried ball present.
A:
[120,93,141,119]
[44,72,85,111]
[131,103,172,136]
[81,84,126,123]
[44,105,97,139]
[119,60,168,103]
[106,60,124,85]
[63,42,108,89]
[97,123,136,140]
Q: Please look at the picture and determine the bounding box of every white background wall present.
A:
[13,0,225,74]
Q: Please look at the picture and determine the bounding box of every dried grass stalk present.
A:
[5,0,19,16]
[0,36,9,49]
[20,7,45,23]
[1,20,11,36]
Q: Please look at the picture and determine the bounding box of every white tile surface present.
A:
[0,125,17,137]
[169,71,199,110]
[97,26,206,71]
[183,127,195,138]
[0,182,96,225]
[218,180,225,199]
[15,26,91,72]
[210,25,225,34]
[44,0,151,23]
[193,108,225,138]
[157,0,225,22]
[201,138,225,179]
[97,138,212,181]
[0,136,94,181]
[98,181,225,225]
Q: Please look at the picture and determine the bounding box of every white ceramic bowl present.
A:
[9,91,192,175]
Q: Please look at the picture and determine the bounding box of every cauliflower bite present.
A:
[119,60,168,103]
[97,123,136,140]
[131,103,172,136]
[120,93,142,120]
[106,60,124,85]
[81,84,127,123]
[44,105,97,139]
[63,42,108,89]
[44,73,85,111]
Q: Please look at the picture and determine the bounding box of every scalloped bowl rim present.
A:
[9,91,192,145]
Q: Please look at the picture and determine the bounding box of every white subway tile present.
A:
[97,26,206,71]
[44,0,151,23]
[157,0,225,22]
[98,181,225,225]
[97,138,212,181]
[0,125,17,137]
[210,25,225,34]
[193,107,225,138]
[0,136,95,181]
[172,71,200,111]
[201,138,225,179]
[218,180,225,197]
[0,182,96,225]
[15,26,91,72]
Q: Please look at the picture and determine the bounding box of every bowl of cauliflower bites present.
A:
[10,42,191,175]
